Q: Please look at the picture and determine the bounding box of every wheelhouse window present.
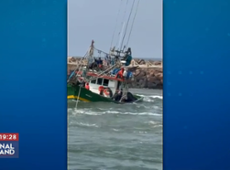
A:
[97,78,103,85]
[103,79,109,86]
[91,79,96,84]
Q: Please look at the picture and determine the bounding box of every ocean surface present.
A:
[68,89,163,170]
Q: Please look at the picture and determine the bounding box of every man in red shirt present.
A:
[115,68,124,79]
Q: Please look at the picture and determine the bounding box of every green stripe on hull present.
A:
[67,84,113,102]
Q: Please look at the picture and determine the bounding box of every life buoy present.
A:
[103,89,110,96]
[98,86,104,92]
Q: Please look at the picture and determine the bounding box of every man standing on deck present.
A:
[98,57,103,69]
[115,68,124,79]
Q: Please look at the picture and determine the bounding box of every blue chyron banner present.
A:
[0,0,230,170]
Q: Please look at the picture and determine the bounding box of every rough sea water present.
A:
[68,89,163,170]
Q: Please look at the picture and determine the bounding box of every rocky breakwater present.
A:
[128,59,163,89]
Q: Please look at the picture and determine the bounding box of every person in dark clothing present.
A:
[123,92,136,102]
[116,90,123,101]
[106,87,113,98]
[111,90,122,101]
[93,57,103,69]
[98,57,103,69]
[98,57,103,64]
[126,47,132,55]
[111,90,118,100]
[99,89,103,95]
[89,61,97,69]
[79,81,85,87]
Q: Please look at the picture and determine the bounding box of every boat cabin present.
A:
[89,76,122,97]
[75,70,125,97]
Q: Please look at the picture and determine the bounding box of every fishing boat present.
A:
[67,0,143,103]
[67,41,143,103]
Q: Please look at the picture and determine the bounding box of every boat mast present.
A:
[120,0,136,52]
[118,21,126,52]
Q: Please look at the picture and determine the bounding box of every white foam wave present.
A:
[69,108,162,116]
[75,122,99,128]
[105,110,120,114]
[136,94,162,102]
[148,121,157,125]
[146,121,163,128]
[153,106,160,109]
[133,131,148,134]
[136,105,153,109]
[153,125,162,128]
[150,95,163,99]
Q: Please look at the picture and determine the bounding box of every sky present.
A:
[68,0,162,59]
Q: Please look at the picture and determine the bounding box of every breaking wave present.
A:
[136,94,162,102]
[68,108,161,116]
[70,122,99,128]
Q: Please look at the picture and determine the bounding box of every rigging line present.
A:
[94,47,109,56]
[75,86,82,109]
[116,0,129,48]
[110,0,123,49]
[126,0,140,47]
[120,0,136,51]
[121,0,129,25]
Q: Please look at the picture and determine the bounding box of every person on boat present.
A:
[99,86,104,95]
[98,57,103,69]
[104,87,113,98]
[124,92,136,102]
[112,89,123,101]
[85,82,90,90]
[77,77,85,87]
[115,68,124,79]
[124,47,132,66]
[111,89,119,100]
[125,47,132,56]
[89,59,97,69]
[117,89,123,101]
[125,55,132,66]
